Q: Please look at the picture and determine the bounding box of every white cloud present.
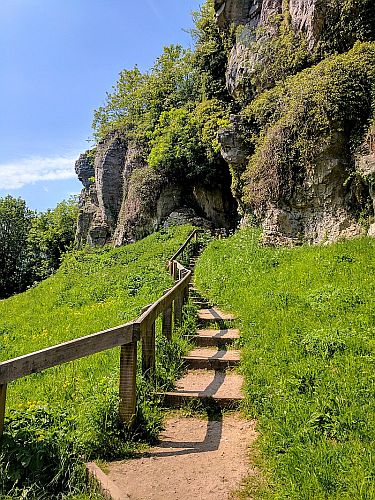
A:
[0,155,78,189]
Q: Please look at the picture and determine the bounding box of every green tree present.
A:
[148,108,204,179]
[0,196,34,298]
[28,197,79,281]
[191,0,233,102]
[148,104,229,183]
[92,45,197,143]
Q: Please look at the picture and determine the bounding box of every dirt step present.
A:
[159,370,244,408]
[192,329,240,347]
[198,308,236,322]
[105,415,256,500]
[183,348,240,370]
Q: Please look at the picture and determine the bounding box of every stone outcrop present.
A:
[75,151,95,189]
[261,132,362,245]
[75,136,237,247]
[356,127,375,237]
[213,0,375,244]
[219,0,326,99]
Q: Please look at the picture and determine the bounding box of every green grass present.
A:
[194,229,375,500]
[0,226,195,499]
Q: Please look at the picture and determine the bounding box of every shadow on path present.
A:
[139,413,224,459]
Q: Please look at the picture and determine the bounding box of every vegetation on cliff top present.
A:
[195,229,375,499]
[92,0,233,185]
[241,42,375,214]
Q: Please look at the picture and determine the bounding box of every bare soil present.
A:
[108,414,257,500]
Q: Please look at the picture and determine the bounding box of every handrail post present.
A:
[141,317,155,378]
[184,271,190,305]
[119,340,137,426]
[162,294,173,341]
[174,290,183,327]
[0,384,7,441]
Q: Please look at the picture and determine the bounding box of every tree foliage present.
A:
[92,4,232,184]
[28,198,79,281]
[0,196,78,299]
[191,0,233,102]
[0,196,34,298]
[92,45,198,144]
[318,0,375,56]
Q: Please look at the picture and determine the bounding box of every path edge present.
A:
[87,461,124,500]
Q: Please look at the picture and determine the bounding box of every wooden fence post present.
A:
[181,269,189,305]
[174,290,183,327]
[0,384,6,440]
[119,342,137,426]
[141,319,155,378]
[173,261,178,281]
[162,303,173,341]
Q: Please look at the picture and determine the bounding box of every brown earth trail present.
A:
[92,252,257,499]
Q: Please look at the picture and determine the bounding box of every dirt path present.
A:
[108,413,257,500]
[93,253,258,499]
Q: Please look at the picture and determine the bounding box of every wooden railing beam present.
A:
[0,323,136,384]
[0,228,201,437]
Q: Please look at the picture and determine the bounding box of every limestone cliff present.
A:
[214,0,375,244]
[76,1,375,248]
[75,135,237,247]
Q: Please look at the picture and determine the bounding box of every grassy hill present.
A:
[0,226,193,499]
[195,229,375,500]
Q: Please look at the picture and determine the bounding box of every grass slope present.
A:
[195,229,375,500]
[0,226,194,499]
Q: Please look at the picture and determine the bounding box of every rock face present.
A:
[220,0,326,98]
[261,132,362,245]
[75,152,95,189]
[75,136,237,247]
[214,0,375,244]
[356,128,375,237]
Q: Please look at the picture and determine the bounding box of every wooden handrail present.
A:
[0,229,200,438]
[135,269,191,326]
[169,228,201,262]
[0,322,137,385]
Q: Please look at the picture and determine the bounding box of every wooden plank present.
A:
[0,384,6,440]
[141,319,155,378]
[119,341,137,426]
[174,290,183,327]
[0,323,136,384]
[169,229,199,262]
[162,305,173,341]
[87,462,124,500]
[136,270,191,326]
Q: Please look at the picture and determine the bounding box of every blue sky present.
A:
[0,0,202,211]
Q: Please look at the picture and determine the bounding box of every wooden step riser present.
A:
[191,336,237,348]
[183,358,239,370]
[159,393,243,410]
